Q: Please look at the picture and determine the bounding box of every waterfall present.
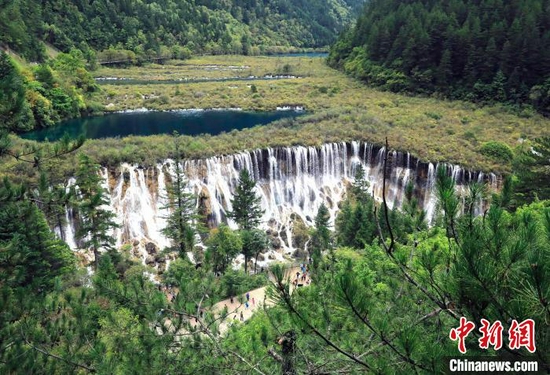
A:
[59,141,499,264]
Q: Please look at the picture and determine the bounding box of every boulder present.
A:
[145,242,158,254]
[270,237,282,249]
[293,248,307,259]
[157,262,166,274]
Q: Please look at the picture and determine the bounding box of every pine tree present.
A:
[0,51,35,131]
[351,203,376,248]
[0,196,74,290]
[351,164,370,203]
[162,135,198,257]
[228,168,264,231]
[490,70,507,102]
[336,199,353,246]
[75,154,118,269]
[436,49,453,88]
[227,168,264,273]
[310,204,332,268]
[33,172,72,241]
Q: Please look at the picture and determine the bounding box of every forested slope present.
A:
[1,0,364,62]
[328,0,550,114]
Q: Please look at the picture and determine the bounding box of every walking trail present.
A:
[189,266,311,334]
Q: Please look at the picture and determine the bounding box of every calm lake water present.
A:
[21,110,305,142]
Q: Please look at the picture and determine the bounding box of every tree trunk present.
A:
[254,251,260,274]
[280,330,296,375]
[93,246,99,270]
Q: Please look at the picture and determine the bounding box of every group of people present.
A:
[229,291,257,322]
[244,292,255,309]
[293,264,311,287]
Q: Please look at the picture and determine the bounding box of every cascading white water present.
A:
[59,141,499,265]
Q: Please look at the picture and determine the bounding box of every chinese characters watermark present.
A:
[449,318,536,354]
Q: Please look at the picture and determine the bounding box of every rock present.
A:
[270,237,282,249]
[157,263,166,274]
[256,253,265,261]
[268,253,276,260]
[145,256,155,265]
[293,248,307,259]
[106,103,115,109]
[145,242,158,254]
[280,229,288,243]
[155,253,166,263]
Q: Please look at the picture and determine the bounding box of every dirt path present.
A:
[189,266,311,334]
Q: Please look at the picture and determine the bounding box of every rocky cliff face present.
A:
[58,141,499,268]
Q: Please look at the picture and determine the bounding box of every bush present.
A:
[480,141,514,162]
[425,111,442,120]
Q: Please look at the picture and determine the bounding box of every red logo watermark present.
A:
[449,318,536,354]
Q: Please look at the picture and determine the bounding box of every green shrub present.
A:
[480,141,514,162]
[425,111,442,120]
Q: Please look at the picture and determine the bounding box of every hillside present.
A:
[328,0,550,114]
[1,0,364,62]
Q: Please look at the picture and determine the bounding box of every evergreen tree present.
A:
[436,49,453,87]
[336,199,353,246]
[0,189,74,290]
[32,172,72,241]
[228,169,264,231]
[310,204,332,267]
[351,164,370,203]
[0,51,34,131]
[329,0,550,112]
[162,135,198,257]
[351,202,376,248]
[227,168,264,273]
[75,153,118,269]
[490,70,507,102]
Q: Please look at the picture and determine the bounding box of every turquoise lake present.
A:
[20,110,305,142]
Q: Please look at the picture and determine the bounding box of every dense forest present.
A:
[0,0,364,133]
[328,0,550,114]
[0,50,101,132]
[1,0,363,62]
[0,135,549,373]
